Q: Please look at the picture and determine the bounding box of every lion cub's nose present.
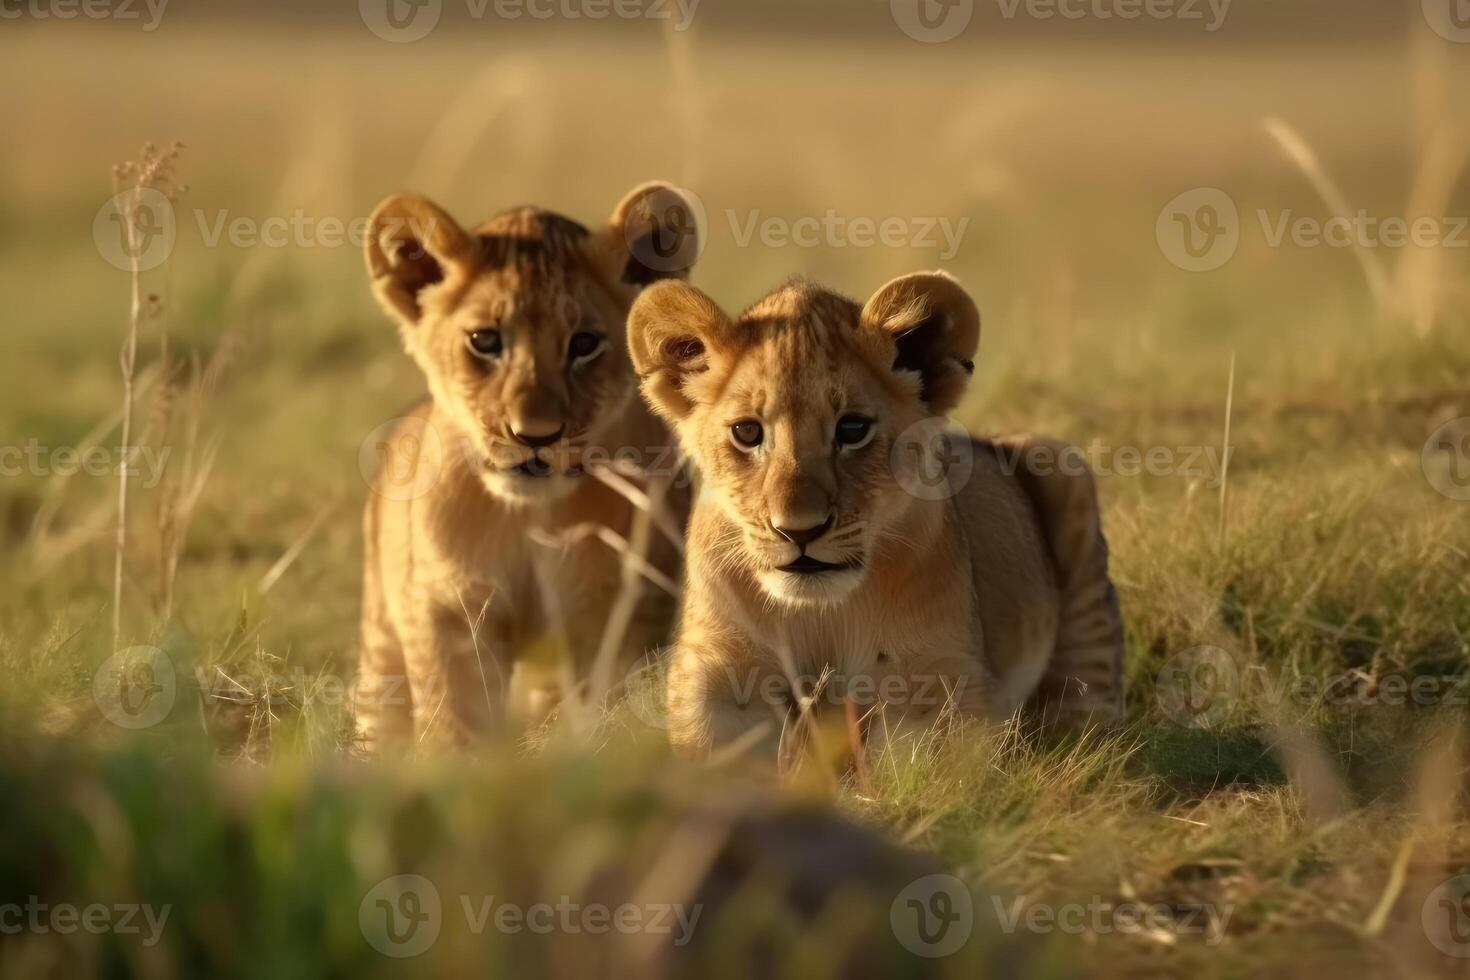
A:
[771,514,834,549]
[506,420,566,449]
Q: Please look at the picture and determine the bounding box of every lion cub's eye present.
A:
[730,420,763,450]
[466,329,503,359]
[567,331,605,363]
[835,414,875,448]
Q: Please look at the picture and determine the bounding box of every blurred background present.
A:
[2,1,1469,976]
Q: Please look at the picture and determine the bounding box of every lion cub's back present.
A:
[952,438,1062,713]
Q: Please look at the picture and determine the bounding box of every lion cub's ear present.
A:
[860,271,980,415]
[598,181,703,287]
[365,193,478,329]
[627,280,734,421]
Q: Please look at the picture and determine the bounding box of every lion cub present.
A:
[355,183,698,749]
[627,272,1125,758]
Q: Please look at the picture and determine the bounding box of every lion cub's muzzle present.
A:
[749,518,869,605]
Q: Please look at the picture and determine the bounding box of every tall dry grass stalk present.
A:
[661,17,704,192]
[1264,85,1468,336]
[153,328,247,618]
[109,142,184,649]
[407,58,539,198]
[1216,350,1235,548]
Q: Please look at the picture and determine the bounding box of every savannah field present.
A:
[2,3,1470,977]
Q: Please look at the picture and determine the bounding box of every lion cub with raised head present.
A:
[627,273,1124,758]
[355,183,698,749]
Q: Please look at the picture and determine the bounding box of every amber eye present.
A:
[730,420,763,449]
[567,331,604,362]
[467,329,503,359]
[835,414,874,448]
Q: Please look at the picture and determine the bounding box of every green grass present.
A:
[2,23,1470,979]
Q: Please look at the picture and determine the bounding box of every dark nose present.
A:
[772,514,834,549]
[507,424,565,449]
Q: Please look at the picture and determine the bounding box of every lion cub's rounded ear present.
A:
[365,194,478,328]
[603,181,704,287]
[627,280,732,421]
[860,271,980,415]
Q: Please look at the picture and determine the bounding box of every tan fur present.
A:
[627,273,1124,759]
[355,183,699,749]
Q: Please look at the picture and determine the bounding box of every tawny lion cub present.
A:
[627,273,1125,758]
[355,183,699,749]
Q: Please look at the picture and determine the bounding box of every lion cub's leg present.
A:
[862,650,994,758]
[397,598,514,747]
[355,575,413,750]
[665,636,789,760]
[991,435,1126,728]
[354,494,414,751]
